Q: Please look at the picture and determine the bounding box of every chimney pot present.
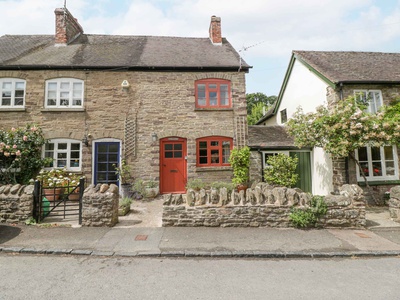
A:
[54,7,83,45]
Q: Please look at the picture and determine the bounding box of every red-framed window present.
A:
[196,136,233,167]
[195,79,231,108]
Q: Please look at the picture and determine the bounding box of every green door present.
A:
[290,152,312,193]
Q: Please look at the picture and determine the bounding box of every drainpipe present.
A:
[339,82,343,100]
[258,149,265,182]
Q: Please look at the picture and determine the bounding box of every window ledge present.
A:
[358,179,400,186]
[0,108,26,112]
[195,108,234,112]
[196,166,232,172]
[41,108,85,112]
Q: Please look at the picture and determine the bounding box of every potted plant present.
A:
[118,197,132,216]
[114,159,133,198]
[229,146,250,191]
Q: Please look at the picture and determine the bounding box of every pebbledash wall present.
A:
[163,183,366,228]
[0,183,119,226]
[0,70,247,186]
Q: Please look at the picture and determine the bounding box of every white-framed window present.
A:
[0,78,26,108]
[43,139,82,171]
[354,90,383,113]
[45,78,84,108]
[355,146,398,181]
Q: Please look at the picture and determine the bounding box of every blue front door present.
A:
[94,142,120,185]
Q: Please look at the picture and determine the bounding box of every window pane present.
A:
[371,147,381,160]
[2,82,11,89]
[358,147,368,161]
[165,151,173,158]
[386,162,395,176]
[58,143,67,150]
[60,82,70,90]
[57,160,67,168]
[211,150,219,163]
[72,99,82,106]
[174,144,182,151]
[199,157,207,164]
[360,163,369,177]
[70,159,80,167]
[209,84,217,89]
[71,151,80,159]
[1,98,11,106]
[73,82,82,91]
[384,146,393,160]
[220,84,228,105]
[109,144,119,152]
[199,149,207,156]
[197,84,206,106]
[14,98,23,106]
[165,144,173,151]
[57,152,67,159]
[2,91,11,98]
[108,154,118,162]
[199,141,207,149]
[45,143,54,151]
[222,141,231,164]
[48,82,57,90]
[209,92,217,106]
[15,82,25,89]
[174,151,182,158]
[372,162,382,176]
[71,143,80,151]
[210,141,219,147]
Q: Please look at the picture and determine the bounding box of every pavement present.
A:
[1,200,400,259]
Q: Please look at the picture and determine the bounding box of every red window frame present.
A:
[195,79,231,108]
[196,136,233,167]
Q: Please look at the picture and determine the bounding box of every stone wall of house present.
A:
[389,186,400,223]
[0,69,247,187]
[163,184,365,228]
[81,184,119,227]
[0,184,34,223]
[249,150,263,183]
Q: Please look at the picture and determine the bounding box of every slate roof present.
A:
[248,125,298,149]
[0,34,250,70]
[294,50,400,83]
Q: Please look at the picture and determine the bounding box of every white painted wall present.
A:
[267,58,334,195]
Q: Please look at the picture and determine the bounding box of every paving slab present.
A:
[328,229,400,251]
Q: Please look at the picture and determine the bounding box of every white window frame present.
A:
[43,139,82,171]
[354,90,383,113]
[355,145,399,181]
[0,78,26,108]
[45,78,84,108]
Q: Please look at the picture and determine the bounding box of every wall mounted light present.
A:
[152,132,158,142]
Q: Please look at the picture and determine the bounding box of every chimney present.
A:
[209,16,222,45]
[54,8,83,45]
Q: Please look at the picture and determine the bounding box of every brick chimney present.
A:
[209,16,222,45]
[54,8,83,45]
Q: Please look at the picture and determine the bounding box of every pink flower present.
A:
[12,144,17,149]
[5,145,10,149]
[30,126,37,132]
[4,152,10,157]
[11,127,16,132]
[15,150,21,156]
[23,135,28,141]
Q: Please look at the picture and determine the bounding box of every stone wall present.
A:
[81,184,119,227]
[0,184,34,223]
[389,186,400,222]
[163,184,365,228]
[0,69,247,188]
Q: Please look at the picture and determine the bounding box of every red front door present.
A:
[160,137,187,194]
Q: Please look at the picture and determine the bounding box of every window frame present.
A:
[43,139,83,171]
[0,78,26,108]
[354,90,383,113]
[355,145,399,181]
[45,78,84,109]
[195,79,232,108]
[196,136,233,167]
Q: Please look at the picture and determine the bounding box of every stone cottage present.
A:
[0,7,251,194]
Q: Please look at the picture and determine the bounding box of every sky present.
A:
[1,0,400,96]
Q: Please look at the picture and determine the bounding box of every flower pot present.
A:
[43,188,63,201]
[237,184,248,193]
[120,183,133,198]
[68,192,80,201]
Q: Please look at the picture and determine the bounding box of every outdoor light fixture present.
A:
[121,80,130,89]
[82,134,89,146]
[152,132,158,142]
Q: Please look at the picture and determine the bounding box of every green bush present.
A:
[289,195,327,228]
[186,178,208,191]
[229,146,250,186]
[119,197,132,208]
[264,153,299,187]
[210,181,235,194]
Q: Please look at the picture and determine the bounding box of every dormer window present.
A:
[0,78,26,108]
[45,78,84,108]
[354,90,383,113]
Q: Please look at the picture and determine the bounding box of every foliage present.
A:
[145,179,158,188]
[119,197,132,208]
[36,168,83,190]
[289,195,327,228]
[133,178,146,196]
[229,146,251,186]
[264,153,299,187]
[210,181,235,194]
[285,96,400,158]
[25,217,37,226]
[186,178,208,191]
[246,92,276,115]
[0,124,49,184]
[113,159,133,184]
[247,102,269,125]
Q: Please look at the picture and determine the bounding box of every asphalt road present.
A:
[1,254,399,300]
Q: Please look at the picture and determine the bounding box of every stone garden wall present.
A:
[163,183,366,228]
[389,186,400,223]
[81,184,119,227]
[0,184,34,223]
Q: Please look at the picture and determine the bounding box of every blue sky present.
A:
[1,0,400,96]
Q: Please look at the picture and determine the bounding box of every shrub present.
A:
[264,153,299,187]
[289,195,327,228]
[186,178,208,191]
[229,146,250,186]
[210,181,235,194]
